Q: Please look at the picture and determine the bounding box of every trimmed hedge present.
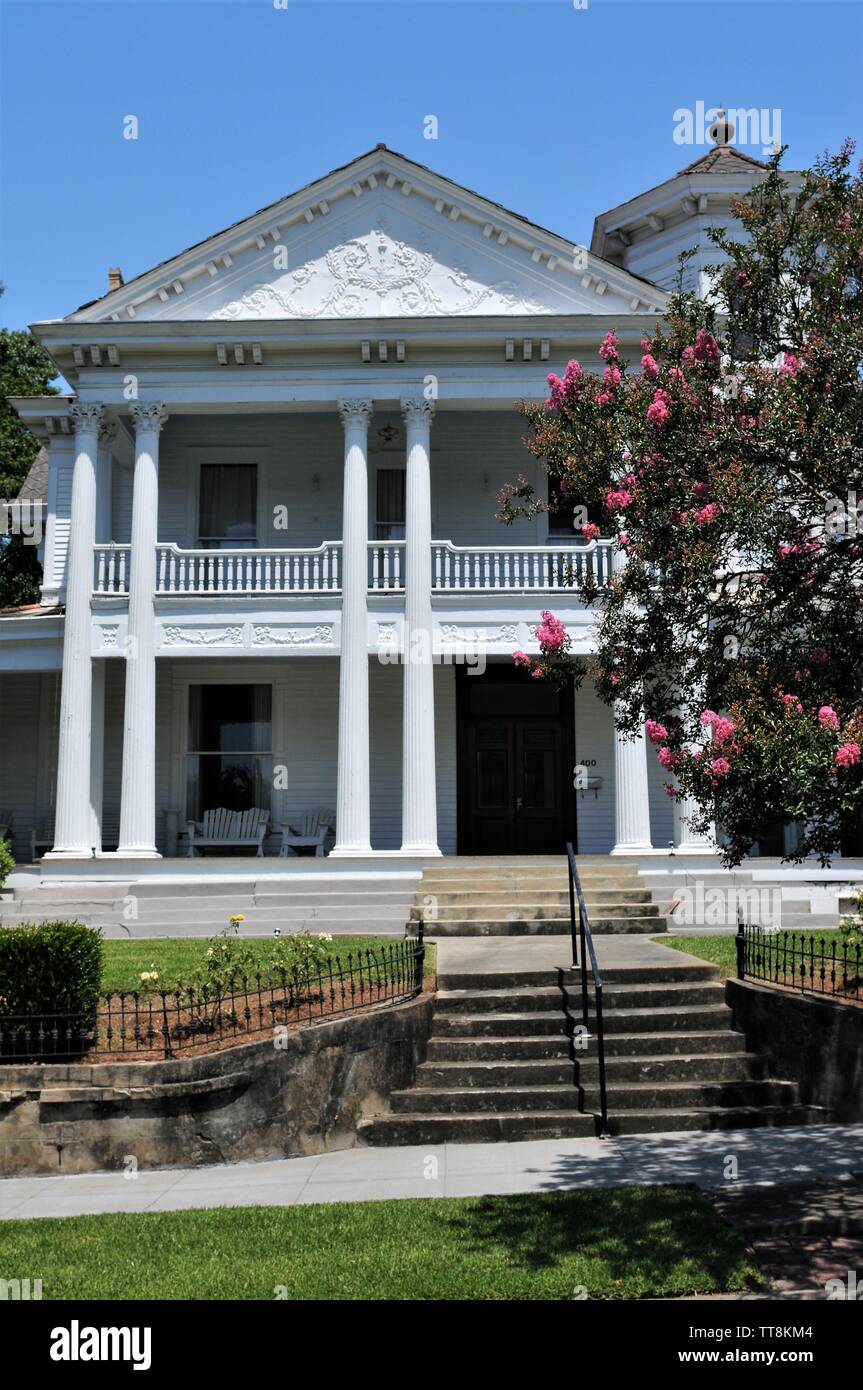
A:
[0,921,103,1054]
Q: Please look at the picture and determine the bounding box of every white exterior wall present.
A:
[104,410,544,554]
[93,657,457,856]
[0,671,60,859]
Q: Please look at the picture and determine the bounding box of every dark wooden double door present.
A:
[457,666,575,855]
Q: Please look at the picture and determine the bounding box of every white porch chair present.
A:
[279,808,335,858]
[186,807,270,857]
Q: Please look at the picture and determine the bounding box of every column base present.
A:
[114,848,162,860]
[398,843,442,856]
[43,848,95,861]
[610,842,653,855]
[673,844,721,855]
[329,845,374,858]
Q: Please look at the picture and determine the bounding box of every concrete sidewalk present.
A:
[2,1122,861,1222]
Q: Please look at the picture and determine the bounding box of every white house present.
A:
[1,133,790,875]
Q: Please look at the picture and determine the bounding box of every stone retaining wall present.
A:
[727,978,863,1120]
[0,995,434,1177]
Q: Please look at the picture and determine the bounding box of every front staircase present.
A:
[360,943,827,1142]
[407,856,666,936]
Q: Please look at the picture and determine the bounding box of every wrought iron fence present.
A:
[0,935,425,1062]
[736,925,861,1003]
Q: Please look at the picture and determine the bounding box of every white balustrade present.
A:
[153,542,343,594]
[93,543,130,595]
[93,538,612,598]
[430,539,614,591]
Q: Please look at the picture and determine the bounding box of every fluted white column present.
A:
[118,403,166,857]
[400,397,440,855]
[331,400,373,856]
[47,402,103,857]
[673,789,717,852]
[611,705,653,853]
[90,660,106,853]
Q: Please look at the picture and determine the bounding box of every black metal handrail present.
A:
[566,842,609,1137]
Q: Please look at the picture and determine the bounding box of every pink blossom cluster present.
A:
[835,743,861,769]
[581,522,601,541]
[603,365,622,387]
[710,757,731,777]
[778,353,800,377]
[646,389,672,426]
[546,358,583,409]
[693,329,721,363]
[657,747,679,770]
[778,538,820,559]
[513,650,531,669]
[535,610,567,653]
[599,331,619,362]
[604,486,635,512]
[645,719,669,744]
[700,710,735,744]
[818,705,840,731]
[641,352,660,377]
[781,693,804,714]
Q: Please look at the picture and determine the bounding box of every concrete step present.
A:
[600,1003,737,1033]
[359,1112,597,1145]
[432,1011,569,1037]
[434,981,723,1014]
[605,1105,828,1135]
[410,901,660,922]
[426,1036,573,1061]
[390,1085,586,1114]
[578,1078,799,1111]
[601,1029,747,1056]
[418,917,663,936]
[415,890,654,906]
[437,962,719,989]
[416,1059,575,1088]
[577,1053,767,1084]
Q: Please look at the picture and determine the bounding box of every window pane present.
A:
[186,754,273,818]
[188,685,272,752]
[199,465,257,545]
[376,469,406,540]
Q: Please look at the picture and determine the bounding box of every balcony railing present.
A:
[94,543,130,595]
[92,538,612,598]
[155,542,344,595]
[432,539,614,591]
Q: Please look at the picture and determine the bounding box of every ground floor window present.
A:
[186,683,272,818]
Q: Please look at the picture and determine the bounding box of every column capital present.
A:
[98,417,118,448]
[130,402,168,434]
[400,396,435,427]
[337,398,373,427]
[69,401,104,435]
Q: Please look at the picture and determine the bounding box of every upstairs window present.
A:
[547,474,603,540]
[198,464,257,548]
[375,468,406,540]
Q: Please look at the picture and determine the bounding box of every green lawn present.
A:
[100,936,435,993]
[0,1186,759,1300]
[654,930,842,979]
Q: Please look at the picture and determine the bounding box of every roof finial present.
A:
[707,107,735,147]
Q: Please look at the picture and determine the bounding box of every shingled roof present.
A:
[17,447,48,502]
[676,145,769,176]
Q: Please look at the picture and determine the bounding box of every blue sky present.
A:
[1,0,861,331]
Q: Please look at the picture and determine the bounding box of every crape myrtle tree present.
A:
[499,143,863,865]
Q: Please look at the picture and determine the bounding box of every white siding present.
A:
[573,678,615,853]
[0,672,60,860]
[106,656,460,855]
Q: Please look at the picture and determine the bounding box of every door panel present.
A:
[459,670,574,854]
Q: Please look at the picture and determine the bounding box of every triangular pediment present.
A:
[67,148,666,323]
